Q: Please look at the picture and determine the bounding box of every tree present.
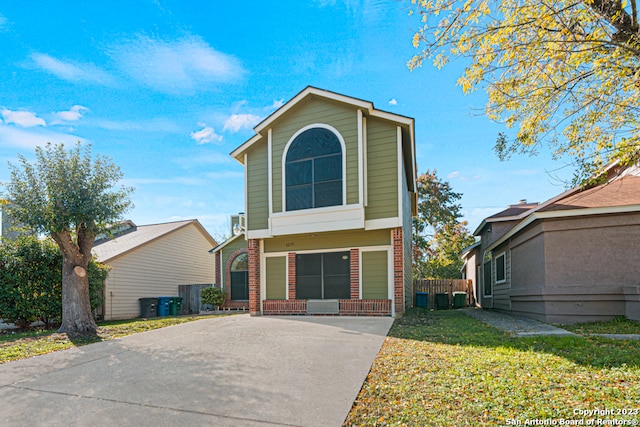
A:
[4,142,132,333]
[0,235,109,329]
[413,170,476,278]
[408,0,640,182]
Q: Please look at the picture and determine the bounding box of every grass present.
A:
[561,316,640,335]
[345,309,640,427]
[0,314,229,364]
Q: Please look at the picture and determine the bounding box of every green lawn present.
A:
[0,314,229,364]
[345,309,640,427]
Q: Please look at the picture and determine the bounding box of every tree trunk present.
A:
[58,259,97,333]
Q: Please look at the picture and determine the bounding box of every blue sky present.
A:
[0,1,575,239]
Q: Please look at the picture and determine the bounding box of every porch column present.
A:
[248,239,261,316]
[288,253,296,299]
[350,249,359,299]
[393,227,405,316]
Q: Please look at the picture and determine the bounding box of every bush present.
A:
[0,235,108,329]
[201,287,226,308]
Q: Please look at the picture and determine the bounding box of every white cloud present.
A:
[111,34,245,94]
[0,13,7,31]
[54,105,89,122]
[30,53,114,85]
[1,109,46,127]
[447,171,481,181]
[0,123,84,149]
[223,114,261,133]
[388,98,398,106]
[190,123,223,144]
[266,99,284,111]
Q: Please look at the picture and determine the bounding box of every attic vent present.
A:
[307,300,339,314]
[518,199,528,204]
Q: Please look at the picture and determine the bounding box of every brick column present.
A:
[350,249,359,299]
[393,227,404,316]
[248,239,261,316]
[214,252,221,286]
[288,253,296,300]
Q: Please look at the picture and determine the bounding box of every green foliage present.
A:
[0,235,108,329]
[407,0,640,183]
[4,142,132,333]
[412,170,476,279]
[201,287,226,308]
[5,142,133,237]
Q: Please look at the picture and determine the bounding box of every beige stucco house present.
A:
[464,165,640,323]
[92,219,217,320]
[211,87,417,317]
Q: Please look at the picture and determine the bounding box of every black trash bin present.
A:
[139,298,158,318]
[435,293,449,310]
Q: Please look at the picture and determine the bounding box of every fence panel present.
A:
[413,279,473,309]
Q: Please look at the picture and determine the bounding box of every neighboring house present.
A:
[92,219,217,320]
[463,165,640,323]
[212,87,417,317]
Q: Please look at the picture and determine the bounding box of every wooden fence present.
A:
[413,278,473,309]
[178,284,213,314]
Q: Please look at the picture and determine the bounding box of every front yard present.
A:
[345,309,640,426]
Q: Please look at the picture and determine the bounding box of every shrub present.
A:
[201,287,226,308]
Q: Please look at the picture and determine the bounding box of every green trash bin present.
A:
[169,297,183,315]
[435,293,449,310]
[416,292,429,308]
[453,292,467,308]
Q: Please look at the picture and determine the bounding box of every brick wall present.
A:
[248,239,261,315]
[393,227,405,315]
[350,249,359,299]
[288,252,296,299]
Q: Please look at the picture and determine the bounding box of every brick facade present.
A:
[288,252,296,300]
[350,249,359,299]
[248,239,261,315]
[393,227,405,315]
[214,252,221,286]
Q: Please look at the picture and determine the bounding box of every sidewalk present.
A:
[462,308,578,337]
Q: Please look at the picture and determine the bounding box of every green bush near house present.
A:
[0,235,108,329]
[201,287,226,309]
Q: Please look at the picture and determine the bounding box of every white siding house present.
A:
[92,220,217,320]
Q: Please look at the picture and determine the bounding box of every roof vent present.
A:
[518,199,528,205]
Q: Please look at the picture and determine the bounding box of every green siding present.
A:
[264,229,390,253]
[271,98,359,212]
[362,251,388,299]
[401,161,414,309]
[246,141,269,230]
[366,118,398,220]
[265,256,286,299]
[220,236,247,266]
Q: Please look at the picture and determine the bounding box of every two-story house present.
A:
[211,87,417,317]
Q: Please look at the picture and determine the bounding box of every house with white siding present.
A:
[92,219,217,320]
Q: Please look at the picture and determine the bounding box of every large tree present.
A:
[408,0,640,182]
[413,170,475,278]
[5,143,132,333]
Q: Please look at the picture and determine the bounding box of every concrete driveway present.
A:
[0,314,392,427]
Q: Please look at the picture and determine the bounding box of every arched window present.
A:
[285,127,343,211]
[230,252,248,301]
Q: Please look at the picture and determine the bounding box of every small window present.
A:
[285,127,343,211]
[495,252,506,284]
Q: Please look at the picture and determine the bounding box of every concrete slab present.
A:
[0,314,392,427]
[462,308,578,337]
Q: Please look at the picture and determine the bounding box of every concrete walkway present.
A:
[0,314,393,427]
[462,308,578,336]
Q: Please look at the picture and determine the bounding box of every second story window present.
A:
[285,127,343,211]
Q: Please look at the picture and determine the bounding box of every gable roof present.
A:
[92,219,217,263]
[229,86,417,191]
[208,231,245,254]
[484,171,640,253]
